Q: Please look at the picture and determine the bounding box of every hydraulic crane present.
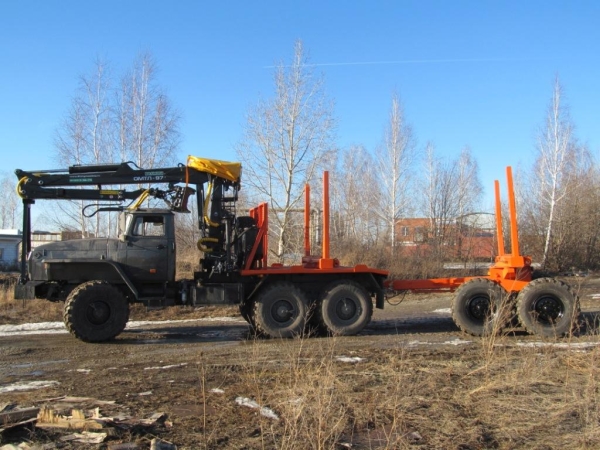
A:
[14,157,386,342]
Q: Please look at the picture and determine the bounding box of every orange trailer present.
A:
[384,167,579,337]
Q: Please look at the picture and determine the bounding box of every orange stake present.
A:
[322,171,330,260]
[304,183,311,257]
[506,166,520,257]
[494,179,505,256]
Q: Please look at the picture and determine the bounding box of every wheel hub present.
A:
[534,296,564,324]
[336,298,357,321]
[272,300,294,323]
[87,301,111,325]
[467,295,490,321]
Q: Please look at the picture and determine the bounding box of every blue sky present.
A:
[1,1,599,209]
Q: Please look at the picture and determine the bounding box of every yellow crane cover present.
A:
[187,156,241,183]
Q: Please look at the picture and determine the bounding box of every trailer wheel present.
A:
[452,278,509,336]
[253,282,308,338]
[317,281,373,336]
[517,278,580,337]
[63,280,129,342]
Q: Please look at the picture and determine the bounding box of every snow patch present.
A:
[0,321,67,337]
[442,339,472,346]
[433,308,452,314]
[517,341,600,350]
[235,397,279,420]
[126,317,244,328]
[0,317,245,337]
[210,388,225,394]
[408,339,472,347]
[0,380,59,393]
[336,356,365,363]
[144,363,188,370]
[135,391,153,396]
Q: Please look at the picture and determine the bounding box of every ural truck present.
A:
[14,158,579,342]
[14,157,387,342]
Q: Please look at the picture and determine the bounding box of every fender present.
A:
[38,259,139,300]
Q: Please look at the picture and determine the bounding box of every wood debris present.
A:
[0,397,172,448]
[0,407,40,433]
[60,431,107,444]
[36,407,103,430]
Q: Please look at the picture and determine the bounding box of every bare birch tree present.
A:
[419,143,482,261]
[237,41,336,263]
[116,53,180,169]
[375,92,415,255]
[331,145,382,248]
[54,58,112,237]
[533,77,578,269]
[0,174,21,229]
[51,53,180,236]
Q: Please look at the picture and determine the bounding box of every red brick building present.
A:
[395,216,496,261]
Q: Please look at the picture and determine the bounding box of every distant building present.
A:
[0,229,22,270]
[0,229,96,271]
[31,230,62,250]
[395,215,496,260]
[31,230,95,250]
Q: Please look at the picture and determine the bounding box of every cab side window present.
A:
[132,216,165,236]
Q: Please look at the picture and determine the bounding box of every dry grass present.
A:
[0,280,64,324]
[181,331,600,450]
[3,274,600,448]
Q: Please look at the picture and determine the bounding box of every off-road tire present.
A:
[516,277,580,337]
[253,282,308,338]
[64,280,129,342]
[317,280,373,336]
[452,278,509,336]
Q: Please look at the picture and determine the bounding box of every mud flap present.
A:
[375,287,385,309]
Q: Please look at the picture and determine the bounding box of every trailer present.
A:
[385,167,580,338]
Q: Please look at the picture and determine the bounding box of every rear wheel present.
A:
[253,282,308,338]
[317,280,373,336]
[517,278,580,337]
[452,278,509,336]
[63,280,129,342]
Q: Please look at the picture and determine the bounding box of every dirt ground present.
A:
[1,276,600,449]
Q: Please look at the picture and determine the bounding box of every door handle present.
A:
[157,244,166,249]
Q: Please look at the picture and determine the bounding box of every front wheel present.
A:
[517,278,580,337]
[452,278,509,336]
[63,280,129,342]
[253,282,309,338]
[317,280,373,336]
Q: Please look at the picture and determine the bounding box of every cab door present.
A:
[125,213,175,283]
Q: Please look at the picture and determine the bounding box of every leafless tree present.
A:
[419,143,482,261]
[237,41,336,263]
[51,53,181,237]
[116,53,180,170]
[54,58,112,237]
[0,174,21,229]
[375,92,415,255]
[531,77,579,269]
[331,145,383,248]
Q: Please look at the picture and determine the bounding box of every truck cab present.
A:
[119,209,176,285]
[23,209,176,302]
